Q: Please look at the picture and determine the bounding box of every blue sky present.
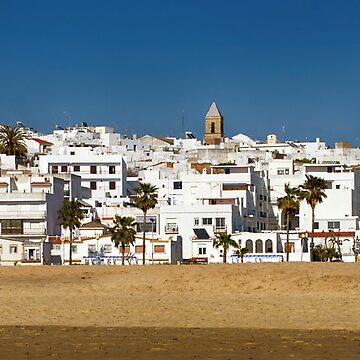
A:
[1,0,360,145]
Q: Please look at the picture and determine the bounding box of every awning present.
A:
[193,228,210,239]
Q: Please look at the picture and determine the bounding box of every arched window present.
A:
[210,122,215,133]
[245,239,253,253]
[265,239,273,253]
[255,239,263,253]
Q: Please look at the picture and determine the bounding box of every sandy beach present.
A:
[0,263,359,358]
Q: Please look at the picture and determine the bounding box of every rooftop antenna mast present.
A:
[64,111,71,129]
[181,110,185,138]
[282,124,286,142]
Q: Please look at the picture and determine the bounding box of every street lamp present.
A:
[353,236,360,262]
[300,232,308,262]
[150,217,155,264]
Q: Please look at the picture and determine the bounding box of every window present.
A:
[255,239,263,253]
[136,217,156,233]
[154,245,165,253]
[215,217,225,230]
[52,166,58,174]
[173,181,182,190]
[88,244,96,256]
[224,168,230,174]
[202,218,212,225]
[90,166,97,174]
[336,184,340,189]
[0,220,23,234]
[61,165,68,173]
[277,168,289,175]
[71,245,78,254]
[109,165,116,174]
[265,240,273,253]
[52,244,61,251]
[135,245,144,253]
[165,221,178,233]
[9,245,18,254]
[314,222,319,230]
[74,165,80,172]
[194,218,199,226]
[210,122,215,133]
[198,246,207,255]
[109,181,116,190]
[104,244,112,254]
[328,221,340,229]
[90,181,97,190]
[0,245,2,254]
[245,240,253,253]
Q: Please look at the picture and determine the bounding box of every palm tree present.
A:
[134,183,158,265]
[235,247,249,263]
[58,199,84,265]
[277,183,301,262]
[213,233,239,263]
[300,174,328,262]
[111,215,136,265]
[0,124,27,157]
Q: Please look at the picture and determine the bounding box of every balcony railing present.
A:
[164,225,179,234]
[213,225,227,233]
[0,211,47,219]
[23,228,46,235]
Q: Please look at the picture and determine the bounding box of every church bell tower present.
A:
[204,102,224,145]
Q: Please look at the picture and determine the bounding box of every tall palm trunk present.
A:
[121,244,125,265]
[142,211,147,265]
[223,248,227,263]
[69,229,73,265]
[286,211,290,262]
[310,206,315,262]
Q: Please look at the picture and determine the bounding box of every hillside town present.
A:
[1,102,360,266]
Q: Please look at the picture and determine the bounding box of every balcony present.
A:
[164,224,179,234]
[0,211,47,219]
[0,193,47,201]
[23,228,47,235]
[213,225,227,234]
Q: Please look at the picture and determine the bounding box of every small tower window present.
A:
[210,122,215,133]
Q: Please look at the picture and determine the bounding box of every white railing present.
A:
[213,225,227,233]
[0,211,47,219]
[23,228,46,235]
[164,225,179,234]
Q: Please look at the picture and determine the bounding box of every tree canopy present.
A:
[134,182,158,265]
[0,124,27,157]
[58,199,84,265]
[111,215,136,265]
[213,233,239,263]
[300,174,328,210]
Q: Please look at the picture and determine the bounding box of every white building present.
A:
[38,149,127,203]
[0,169,64,265]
